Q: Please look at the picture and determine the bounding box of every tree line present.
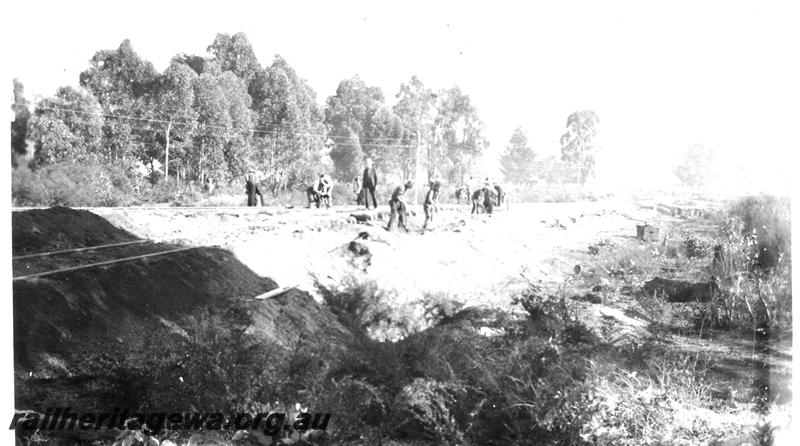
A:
[10,33,499,192]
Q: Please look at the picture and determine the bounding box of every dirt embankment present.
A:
[12,207,140,255]
[12,207,349,410]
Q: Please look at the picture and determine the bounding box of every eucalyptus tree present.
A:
[500,127,536,185]
[27,86,103,165]
[79,39,158,164]
[250,56,327,191]
[559,110,600,184]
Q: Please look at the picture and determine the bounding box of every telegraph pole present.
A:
[414,129,421,205]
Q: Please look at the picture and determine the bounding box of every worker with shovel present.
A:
[386,181,413,232]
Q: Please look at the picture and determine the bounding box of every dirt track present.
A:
[82,199,659,307]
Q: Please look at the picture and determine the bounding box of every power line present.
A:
[29,105,421,145]
[28,101,449,143]
[35,114,421,148]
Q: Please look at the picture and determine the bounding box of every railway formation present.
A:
[12,239,196,281]
[8,204,471,282]
[11,235,298,298]
[10,203,481,214]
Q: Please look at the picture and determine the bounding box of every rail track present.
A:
[12,240,149,260]
[12,240,196,281]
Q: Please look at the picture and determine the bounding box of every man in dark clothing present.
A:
[471,185,495,215]
[316,173,332,208]
[493,183,505,208]
[386,181,413,232]
[244,169,264,206]
[306,185,320,208]
[361,158,378,209]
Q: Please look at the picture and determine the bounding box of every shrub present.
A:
[313,376,387,441]
[727,195,791,271]
[314,274,397,337]
[11,165,48,205]
[392,287,601,445]
[390,378,467,443]
[132,308,283,413]
[12,162,134,207]
[702,196,793,332]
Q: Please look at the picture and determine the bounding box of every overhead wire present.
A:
[29,104,421,144]
[28,109,422,148]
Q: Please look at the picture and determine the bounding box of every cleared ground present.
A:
[89,200,649,305]
[11,198,792,444]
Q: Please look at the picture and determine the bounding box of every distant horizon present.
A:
[6,0,798,193]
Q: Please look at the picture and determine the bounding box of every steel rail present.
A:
[12,246,196,281]
[13,240,149,260]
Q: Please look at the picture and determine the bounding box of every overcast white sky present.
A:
[4,0,799,190]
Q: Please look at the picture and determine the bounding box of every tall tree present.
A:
[393,76,436,181]
[190,71,253,185]
[152,60,199,181]
[249,56,327,190]
[560,110,600,184]
[218,72,254,178]
[172,53,209,76]
[362,107,406,177]
[500,127,536,184]
[27,86,103,165]
[79,39,159,163]
[394,77,488,183]
[11,79,31,166]
[434,86,487,182]
[325,76,390,179]
[329,129,363,180]
[207,32,261,86]
[674,143,717,187]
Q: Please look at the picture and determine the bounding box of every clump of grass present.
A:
[698,196,792,333]
[583,344,766,446]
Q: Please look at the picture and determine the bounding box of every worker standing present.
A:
[422,181,440,231]
[362,158,378,210]
[353,176,365,206]
[316,173,333,208]
[386,181,413,232]
[244,168,263,206]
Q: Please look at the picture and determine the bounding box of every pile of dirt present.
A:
[12,207,139,255]
[13,208,350,410]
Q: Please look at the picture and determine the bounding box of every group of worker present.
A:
[243,159,504,233]
[457,177,505,215]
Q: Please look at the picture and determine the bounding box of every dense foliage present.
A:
[11,34,492,203]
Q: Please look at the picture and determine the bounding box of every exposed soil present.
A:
[12,207,139,255]
[10,200,792,444]
[12,207,349,411]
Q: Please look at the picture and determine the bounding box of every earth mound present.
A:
[12,208,349,411]
[12,206,139,255]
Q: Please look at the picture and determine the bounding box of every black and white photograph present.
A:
[3,1,797,444]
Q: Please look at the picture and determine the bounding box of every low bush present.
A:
[700,195,793,332]
[135,309,284,413]
[314,274,396,337]
[12,162,135,207]
[726,195,791,271]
